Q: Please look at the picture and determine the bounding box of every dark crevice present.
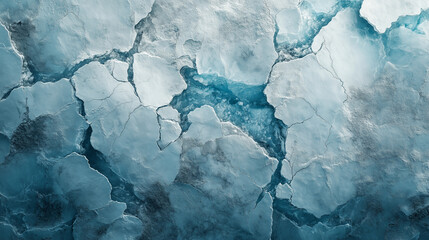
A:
[1,85,21,100]
[171,67,287,161]
[80,126,143,209]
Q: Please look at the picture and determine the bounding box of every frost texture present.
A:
[0,0,429,239]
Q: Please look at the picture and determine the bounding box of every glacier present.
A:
[0,0,428,239]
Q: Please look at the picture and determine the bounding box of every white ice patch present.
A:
[276,183,293,200]
[312,9,384,91]
[360,0,429,33]
[133,52,186,107]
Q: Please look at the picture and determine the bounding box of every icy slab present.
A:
[185,105,223,142]
[0,0,429,238]
[157,106,180,122]
[139,0,277,85]
[290,160,357,217]
[266,9,382,217]
[276,7,307,45]
[360,0,429,33]
[53,153,111,210]
[265,54,345,125]
[311,9,384,91]
[108,106,181,187]
[72,62,141,148]
[0,23,22,98]
[265,53,346,171]
[281,112,357,218]
[133,53,186,107]
[158,119,181,149]
[72,62,181,190]
[170,105,277,239]
[157,106,181,148]
[276,183,293,200]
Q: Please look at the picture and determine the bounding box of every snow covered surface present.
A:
[0,0,429,239]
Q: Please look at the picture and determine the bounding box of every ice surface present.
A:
[360,0,429,33]
[1,0,429,239]
[157,106,181,148]
[53,153,111,210]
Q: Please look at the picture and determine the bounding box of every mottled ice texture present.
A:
[0,79,87,156]
[1,0,429,239]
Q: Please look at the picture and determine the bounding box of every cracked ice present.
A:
[0,0,429,239]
